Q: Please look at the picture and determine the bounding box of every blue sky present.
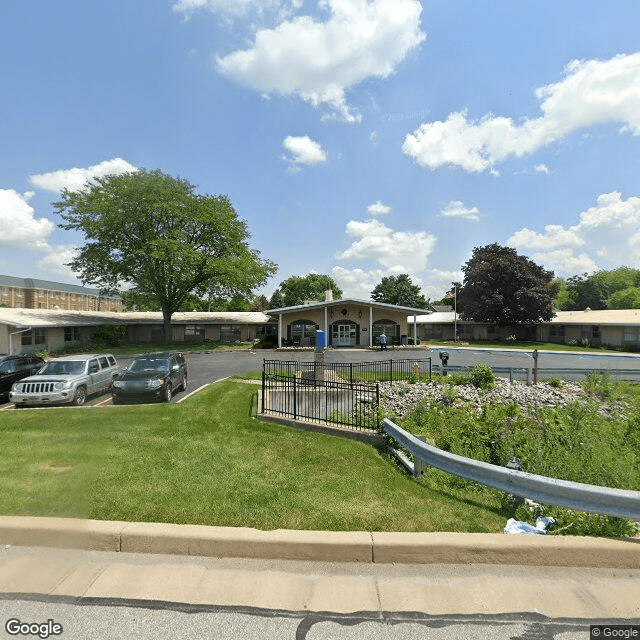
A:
[2,0,640,301]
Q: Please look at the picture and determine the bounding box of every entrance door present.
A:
[333,323,356,346]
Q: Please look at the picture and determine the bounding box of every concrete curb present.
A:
[1,516,639,568]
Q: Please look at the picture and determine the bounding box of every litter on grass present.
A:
[504,516,556,535]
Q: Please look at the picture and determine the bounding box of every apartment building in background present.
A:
[0,275,122,312]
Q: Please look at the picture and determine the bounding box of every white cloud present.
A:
[403,52,640,172]
[0,189,53,250]
[367,200,391,216]
[173,0,300,20]
[282,135,327,168]
[534,163,549,174]
[441,200,479,221]
[507,191,640,275]
[30,158,138,193]
[35,245,80,282]
[215,0,426,122]
[330,265,386,298]
[336,218,436,272]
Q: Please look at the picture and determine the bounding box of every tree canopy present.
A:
[554,267,640,310]
[268,274,342,308]
[56,169,276,340]
[370,274,429,308]
[458,243,558,326]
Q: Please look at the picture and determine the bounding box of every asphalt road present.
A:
[0,598,619,640]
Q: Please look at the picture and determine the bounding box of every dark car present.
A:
[0,355,45,399]
[111,352,187,404]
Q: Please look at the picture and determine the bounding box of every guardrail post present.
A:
[414,435,427,477]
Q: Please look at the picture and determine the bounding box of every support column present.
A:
[369,306,373,347]
[278,314,283,348]
[324,307,328,348]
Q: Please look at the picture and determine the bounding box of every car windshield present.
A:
[129,358,170,372]
[39,361,85,375]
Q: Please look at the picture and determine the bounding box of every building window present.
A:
[50,291,56,298]
[624,327,639,343]
[220,325,242,342]
[184,324,205,341]
[372,319,398,344]
[64,327,81,342]
[549,325,565,339]
[289,320,318,345]
[21,331,32,346]
[34,328,45,344]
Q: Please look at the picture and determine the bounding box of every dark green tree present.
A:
[56,169,276,341]
[556,267,640,310]
[370,274,429,307]
[268,274,342,308]
[459,244,558,327]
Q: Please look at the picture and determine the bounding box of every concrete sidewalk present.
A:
[1,516,639,618]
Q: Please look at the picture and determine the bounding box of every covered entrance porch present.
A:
[267,298,431,349]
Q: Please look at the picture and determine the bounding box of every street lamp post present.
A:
[454,286,458,342]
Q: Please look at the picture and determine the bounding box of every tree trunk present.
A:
[162,309,173,344]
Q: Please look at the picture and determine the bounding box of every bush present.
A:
[469,363,495,389]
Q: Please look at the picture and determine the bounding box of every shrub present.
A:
[545,377,563,389]
[469,363,495,389]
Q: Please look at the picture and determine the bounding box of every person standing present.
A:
[379,332,387,351]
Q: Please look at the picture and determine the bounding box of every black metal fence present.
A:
[263,358,432,384]
[261,372,380,430]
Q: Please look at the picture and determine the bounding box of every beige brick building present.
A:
[0,276,122,312]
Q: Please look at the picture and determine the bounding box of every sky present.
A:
[2,0,640,302]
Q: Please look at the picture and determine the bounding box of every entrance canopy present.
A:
[267,299,432,348]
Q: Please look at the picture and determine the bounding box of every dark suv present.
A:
[111,351,187,404]
[0,355,45,399]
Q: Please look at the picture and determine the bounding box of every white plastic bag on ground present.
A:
[504,516,556,534]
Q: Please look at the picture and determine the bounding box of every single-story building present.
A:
[414,308,640,350]
[268,298,431,348]
[538,309,640,349]
[0,308,275,354]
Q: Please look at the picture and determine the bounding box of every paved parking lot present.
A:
[5,345,636,411]
[0,348,426,412]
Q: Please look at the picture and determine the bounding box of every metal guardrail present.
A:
[437,364,640,383]
[383,418,640,519]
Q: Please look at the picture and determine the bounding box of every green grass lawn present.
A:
[0,380,505,532]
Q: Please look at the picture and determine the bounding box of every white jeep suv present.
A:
[9,354,118,407]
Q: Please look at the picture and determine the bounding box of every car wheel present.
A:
[163,383,172,402]
[72,387,87,406]
[180,373,187,392]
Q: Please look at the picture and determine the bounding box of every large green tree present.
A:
[459,243,558,327]
[268,274,342,308]
[370,274,429,307]
[555,267,640,310]
[56,169,276,341]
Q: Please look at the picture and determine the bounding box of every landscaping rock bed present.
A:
[380,377,627,418]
